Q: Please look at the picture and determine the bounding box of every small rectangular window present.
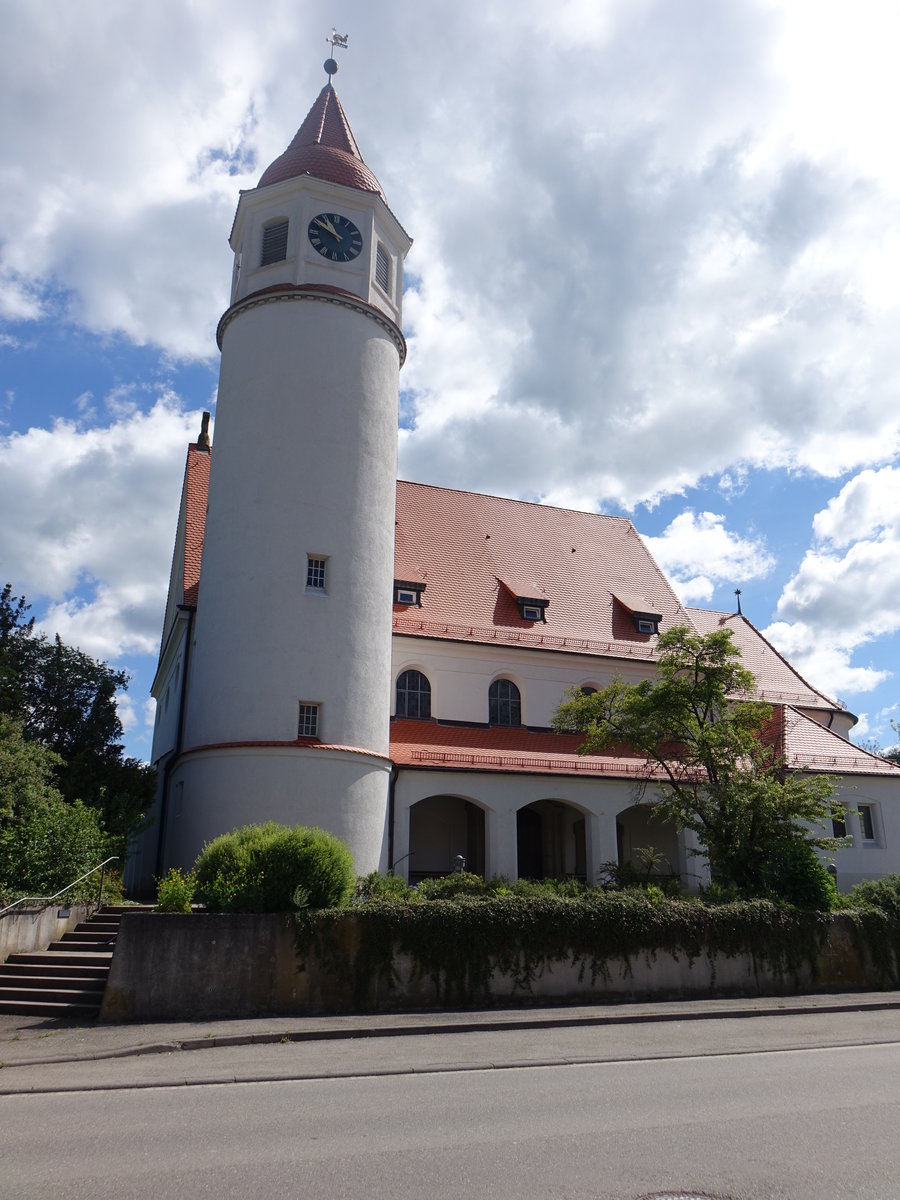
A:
[261,219,289,266]
[859,804,876,842]
[521,605,543,622]
[395,588,418,606]
[636,618,658,635]
[375,242,391,294]
[307,556,327,590]
[298,703,319,738]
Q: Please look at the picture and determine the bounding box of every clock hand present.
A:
[315,217,342,242]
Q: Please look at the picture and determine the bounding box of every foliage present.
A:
[353,870,413,903]
[553,625,841,898]
[760,839,837,910]
[0,586,155,854]
[0,715,110,895]
[297,891,838,1008]
[843,873,900,920]
[156,866,197,913]
[195,821,355,912]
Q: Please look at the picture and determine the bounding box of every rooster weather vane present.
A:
[324,28,349,78]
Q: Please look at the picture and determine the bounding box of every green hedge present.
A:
[298,891,891,1008]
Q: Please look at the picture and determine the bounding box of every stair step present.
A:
[77,920,121,932]
[0,971,106,990]
[0,962,109,980]
[0,998,101,1018]
[0,984,104,1004]
[59,929,117,941]
[97,905,155,914]
[8,951,113,968]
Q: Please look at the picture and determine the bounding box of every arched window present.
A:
[489,678,521,726]
[396,669,431,720]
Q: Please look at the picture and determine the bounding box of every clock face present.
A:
[307,212,363,263]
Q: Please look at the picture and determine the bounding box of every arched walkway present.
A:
[516,799,587,881]
[616,804,679,881]
[408,795,486,883]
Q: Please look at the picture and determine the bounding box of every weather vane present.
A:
[324,28,349,79]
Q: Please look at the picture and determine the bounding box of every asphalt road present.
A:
[2,1011,899,1200]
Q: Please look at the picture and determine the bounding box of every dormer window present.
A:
[612,591,661,636]
[261,219,289,266]
[394,579,425,606]
[516,597,548,623]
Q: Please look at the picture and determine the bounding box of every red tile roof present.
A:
[687,608,841,712]
[780,706,900,775]
[258,83,384,198]
[182,446,210,607]
[393,481,692,661]
[390,719,659,779]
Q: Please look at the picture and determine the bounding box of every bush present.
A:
[194,822,355,913]
[845,873,900,918]
[353,871,412,903]
[761,839,836,910]
[0,793,109,898]
[156,867,196,913]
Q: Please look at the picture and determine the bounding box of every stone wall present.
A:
[0,903,93,962]
[99,911,879,1022]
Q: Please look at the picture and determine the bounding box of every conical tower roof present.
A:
[257,83,385,199]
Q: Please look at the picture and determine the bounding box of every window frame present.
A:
[306,555,327,592]
[395,669,432,720]
[298,702,319,738]
[489,678,522,727]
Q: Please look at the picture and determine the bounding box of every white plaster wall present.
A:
[164,746,390,875]
[186,299,399,756]
[826,775,900,889]
[391,637,656,727]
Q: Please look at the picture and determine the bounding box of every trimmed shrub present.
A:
[195,822,354,913]
[761,839,836,910]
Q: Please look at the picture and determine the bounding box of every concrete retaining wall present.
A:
[100,911,881,1022]
[1,903,93,962]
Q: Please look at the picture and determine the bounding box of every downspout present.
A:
[387,761,399,871]
[155,605,195,879]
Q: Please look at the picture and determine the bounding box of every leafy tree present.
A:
[0,716,109,897]
[553,626,841,901]
[0,585,155,853]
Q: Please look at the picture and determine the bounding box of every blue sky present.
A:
[1,0,899,761]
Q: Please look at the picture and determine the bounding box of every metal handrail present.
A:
[0,856,120,918]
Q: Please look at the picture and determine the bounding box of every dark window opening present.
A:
[396,669,431,720]
[489,678,521,726]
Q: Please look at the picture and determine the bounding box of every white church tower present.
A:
[133,60,412,890]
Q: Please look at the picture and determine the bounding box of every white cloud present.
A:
[764,465,900,699]
[0,393,202,660]
[642,511,774,605]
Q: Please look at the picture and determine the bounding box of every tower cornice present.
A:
[216,282,407,364]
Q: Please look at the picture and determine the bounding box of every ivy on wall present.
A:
[295,892,892,1009]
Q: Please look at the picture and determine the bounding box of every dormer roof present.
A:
[257,83,385,199]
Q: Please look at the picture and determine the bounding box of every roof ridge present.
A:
[737,614,845,713]
[397,478,635,524]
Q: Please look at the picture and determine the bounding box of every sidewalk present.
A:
[2,990,899,1070]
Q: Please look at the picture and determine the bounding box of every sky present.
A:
[1,0,899,761]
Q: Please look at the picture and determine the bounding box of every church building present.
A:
[127,71,900,898]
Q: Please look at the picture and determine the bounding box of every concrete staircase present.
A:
[0,904,154,1019]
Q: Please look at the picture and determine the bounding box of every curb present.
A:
[3,993,899,1070]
